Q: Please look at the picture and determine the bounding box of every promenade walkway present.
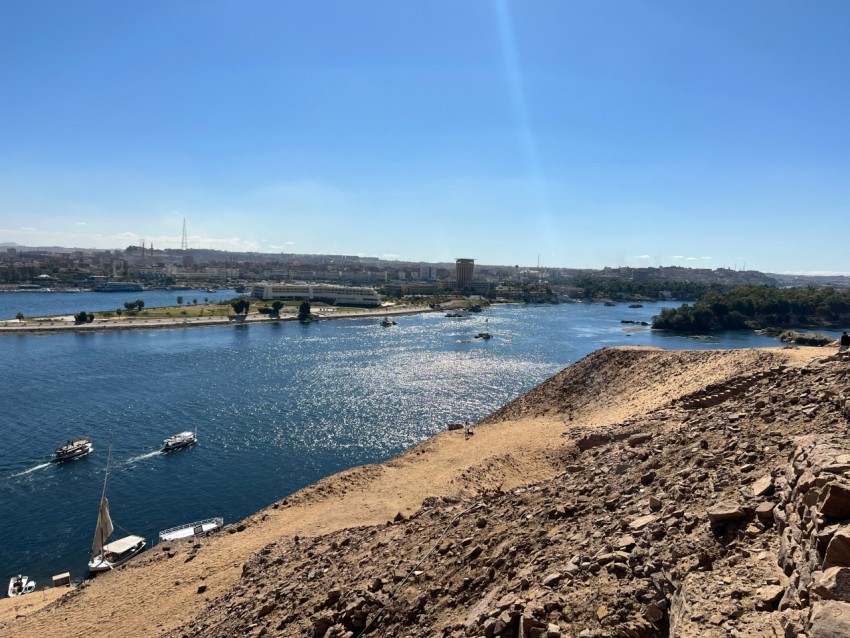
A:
[0,306,435,334]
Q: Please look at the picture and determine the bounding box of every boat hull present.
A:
[54,440,93,462]
[162,431,197,451]
[8,575,35,597]
[88,538,146,573]
[158,517,224,542]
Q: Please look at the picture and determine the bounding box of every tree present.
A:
[15,312,24,321]
[298,300,311,321]
[177,296,184,305]
[271,300,284,318]
[231,298,250,315]
[74,311,94,324]
[135,299,144,311]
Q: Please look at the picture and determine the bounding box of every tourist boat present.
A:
[629,303,644,308]
[158,517,224,543]
[475,332,492,340]
[380,317,396,327]
[603,301,616,307]
[88,446,146,574]
[54,438,93,462]
[162,430,197,451]
[8,575,36,597]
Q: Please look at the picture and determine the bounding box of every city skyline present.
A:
[1,2,848,274]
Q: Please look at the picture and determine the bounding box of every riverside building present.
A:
[251,282,382,307]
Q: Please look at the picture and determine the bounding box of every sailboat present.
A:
[88,446,146,574]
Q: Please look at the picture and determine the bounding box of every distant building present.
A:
[251,282,381,307]
[456,258,474,290]
[419,265,438,281]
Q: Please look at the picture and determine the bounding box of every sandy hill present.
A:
[3,345,850,637]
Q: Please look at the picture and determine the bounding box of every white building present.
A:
[251,282,381,307]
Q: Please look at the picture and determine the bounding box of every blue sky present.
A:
[1,1,848,273]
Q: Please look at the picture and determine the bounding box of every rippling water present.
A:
[0,288,238,320]
[0,301,780,583]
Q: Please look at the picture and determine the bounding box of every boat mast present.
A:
[90,442,114,561]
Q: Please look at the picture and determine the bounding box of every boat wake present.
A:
[123,450,162,465]
[11,462,51,477]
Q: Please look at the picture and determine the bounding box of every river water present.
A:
[0,297,783,584]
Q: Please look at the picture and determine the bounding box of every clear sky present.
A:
[1,1,848,273]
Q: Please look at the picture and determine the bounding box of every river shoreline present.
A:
[0,305,436,334]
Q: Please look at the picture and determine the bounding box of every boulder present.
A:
[824,527,850,569]
[812,567,850,602]
[706,500,747,524]
[751,475,773,498]
[820,483,850,519]
[808,600,850,638]
[629,515,658,531]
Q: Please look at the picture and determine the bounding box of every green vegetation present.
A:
[777,330,834,346]
[565,276,723,302]
[230,298,251,315]
[256,300,285,318]
[298,300,312,321]
[74,311,94,324]
[653,285,850,333]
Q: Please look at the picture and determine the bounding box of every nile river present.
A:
[0,294,782,584]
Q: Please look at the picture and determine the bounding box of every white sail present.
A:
[91,496,114,558]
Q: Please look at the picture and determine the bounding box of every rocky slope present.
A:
[5,345,850,637]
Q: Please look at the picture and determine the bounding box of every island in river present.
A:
[0,304,436,334]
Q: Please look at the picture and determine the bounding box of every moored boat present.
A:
[162,430,197,451]
[88,535,147,573]
[54,438,93,462]
[158,517,224,542]
[88,445,146,574]
[8,574,36,597]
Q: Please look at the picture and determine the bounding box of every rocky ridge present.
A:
[156,348,850,637]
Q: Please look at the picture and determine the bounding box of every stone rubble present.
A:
[163,349,850,638]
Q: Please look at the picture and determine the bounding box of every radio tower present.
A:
[181,218,188,251]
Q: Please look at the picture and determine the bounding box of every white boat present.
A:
[54,438,93,462]
[162,430,197,451]
[88,447,146,574]
[158,517,224,542]
[8,574,36,597]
